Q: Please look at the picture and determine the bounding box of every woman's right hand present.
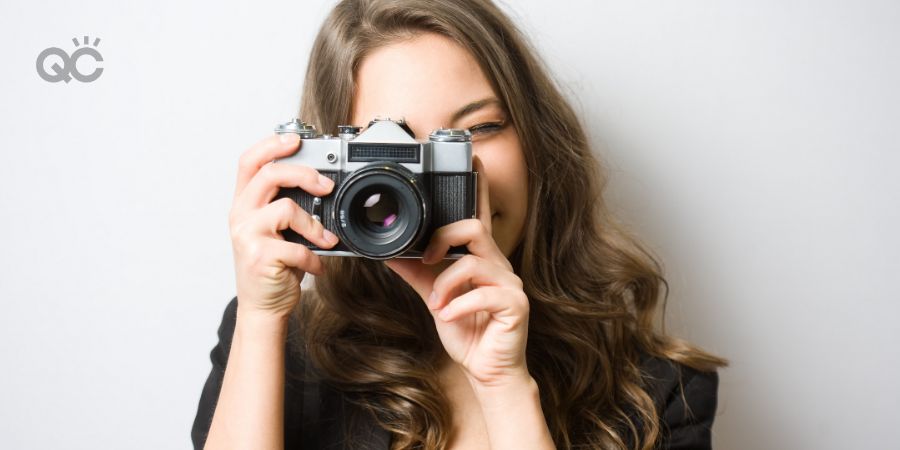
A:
[228,132,340,319]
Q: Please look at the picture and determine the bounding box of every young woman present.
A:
[192,1,727,449]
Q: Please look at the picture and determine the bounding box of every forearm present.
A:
[205,308,288,450]
[473,375,556,450]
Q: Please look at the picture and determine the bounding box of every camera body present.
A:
[272,118,477,260]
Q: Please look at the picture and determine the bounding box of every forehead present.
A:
[351,33,496,132]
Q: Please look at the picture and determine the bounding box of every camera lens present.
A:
[334,163,429,259]
[362,192,400,231]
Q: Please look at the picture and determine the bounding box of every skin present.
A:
[206,33,553,449]
[358,34,550,449]
[351,34,529,259]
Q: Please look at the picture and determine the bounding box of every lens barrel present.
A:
[333,162,429,259]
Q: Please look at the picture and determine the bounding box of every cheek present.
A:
[476,132,529,216]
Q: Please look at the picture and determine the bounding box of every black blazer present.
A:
[192,298,720,449]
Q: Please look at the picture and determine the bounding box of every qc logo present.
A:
[36,36,104,83]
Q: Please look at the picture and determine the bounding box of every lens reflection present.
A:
[363,192,400,229]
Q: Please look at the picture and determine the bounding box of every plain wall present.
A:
[0,0,897,448]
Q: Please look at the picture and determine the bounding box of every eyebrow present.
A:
[451,97,502,123]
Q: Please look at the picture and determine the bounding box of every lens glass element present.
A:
[362,192,400,230]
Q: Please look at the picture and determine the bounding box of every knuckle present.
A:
[229,223,242,242]
[294,247,317,271]
[468,218,486,234]
[275,197,296,216]
[509,273,524,289]
[258,161,278,180]
[228,208,240,229]
[287,199,309,221]
[459,254,479,271]
[229,216,250,242]
[237,153,253,172]
[512,289,529,313]
[231,227,256,251]
[238,152,264,175]
[243,240,267,270]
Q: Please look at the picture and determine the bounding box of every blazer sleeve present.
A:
[642,356,721,450]
[191,296,239,450]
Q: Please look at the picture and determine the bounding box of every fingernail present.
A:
[318,174,335,190]
[279,133,300,144]
[428,291,438,309]
[323,229,338,245]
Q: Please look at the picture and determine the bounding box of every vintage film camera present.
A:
[272,118,477,260]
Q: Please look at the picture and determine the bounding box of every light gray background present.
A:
[0,0,897,448]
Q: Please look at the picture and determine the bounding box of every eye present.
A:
[467,121,506,136]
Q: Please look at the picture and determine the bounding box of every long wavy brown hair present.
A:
[290,0,727,448]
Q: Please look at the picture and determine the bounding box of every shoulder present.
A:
[638,353,720,450]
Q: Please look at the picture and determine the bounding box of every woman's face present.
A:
[351,33,529,258]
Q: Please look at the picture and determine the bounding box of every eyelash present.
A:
[467,121,506,136]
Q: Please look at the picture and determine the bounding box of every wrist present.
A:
[469,372,555,449]
[469,371,540,411]
[235,305,290,342]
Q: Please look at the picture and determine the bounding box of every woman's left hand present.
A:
[384,156,530,389]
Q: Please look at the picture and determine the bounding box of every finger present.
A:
[429,255,522,311]
[473,154,493,234]
[235,161,335,211]
[235,133,302,197]
[234,236,323,278]
[255,236,325,276]
[421,219,509,269]
[243,197,339,249]
[383,258,439,301]
[436,286,529,325]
